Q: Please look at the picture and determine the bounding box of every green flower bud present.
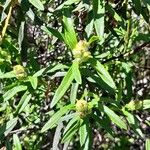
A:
[72,49,82,58]
[76,99,91,118]
[76,99,88,112]
[82,51,92,62]
[73,40,89,52]
[125,100,142,111]
[13,65,27,79]
[0,49,11,63]
[72,40,91,62]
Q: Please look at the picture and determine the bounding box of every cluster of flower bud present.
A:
[75,99,91,118]
[72,40,92,63]
[125,100,142,111]
[0,49,11,64]
[13,65,27,79]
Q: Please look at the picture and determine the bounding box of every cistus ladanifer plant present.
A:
[0,0,150,149]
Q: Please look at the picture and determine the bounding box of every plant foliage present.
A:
[0,0,150,149]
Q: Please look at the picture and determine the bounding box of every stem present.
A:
[123,0,131,52]
[1,3,13,40]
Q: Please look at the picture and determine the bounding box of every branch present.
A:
[103,42,150,63]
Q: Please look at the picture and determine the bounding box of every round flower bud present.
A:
[125,100,142,111]
[13,65,27,79]
[74,40,89,52]
[76,99,88,112]
[82,51,92,62]
[72,49,82,58]
[73,40,89,60]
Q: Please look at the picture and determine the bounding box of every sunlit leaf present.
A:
[104,105,127,130]
[41,104,74,132]
[50,67,74,108]
[29,0,44,11]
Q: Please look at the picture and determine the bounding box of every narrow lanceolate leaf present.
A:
[103,105,127,130]
[3,85,27,101]
[29,0,44,11]
[1,0,11,22]
[146,139,150,150]
[18,21,25,52]
[72,61,82,84]
[85,11,94,38]
[63,116,79,135]
[0,71,15,79]
[89,58,116,90]
[33,68,46,77]
[142,100,150,110]
[79,123,87,146]
[93,0,105,37]
[28,76,38,89]
[13,134,22,150]
[41,104,74,132]
[63,9,77,49]
[70,82,79,104]
[50,67,74,108]
[52,122,63,150]
[123,109,143,137]
[62,119,79,143]
[15,91,32,114]
[41,26,64,42]
[80,120,92,150]
[88,36,100,45]
[4,118,18,136]
[55,0,80,10]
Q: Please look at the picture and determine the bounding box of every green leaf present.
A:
[26,8,35,21]
[70,82,79,104]
[13,134,22,150]
[62,118,79,143]
[41,104,74,132]
[135,33,150,42]
[52,122,63,150]
[88,36,100,45]
[63,9,77,49]
[46,64,68,73]
[63,115,79,134]
[28,76,38,89]
[79,119,92,150]
[89,58,116,90]
[4,118,18,136]
[29,0,44,11]
[55,0,80,10]
[50,67,74,108]
[3,85,27,101]
[0,118,18,138]
[85,11,94,38]
[72,61,82,84]
[146,139,150,150]
[93,0,105,37]
[81,68,115,95]
[106,4,122,22]
[103,105,127,130]
[92,114,114,136]
[142,100,150,110]
[0,71,15,79]
[41,26,64,42]
[33,68,46,77]
[15,91,32,114]
[123,109,143,137]
[79,123,87,146]
[18,21,25,52]
[1,0,11,22]
[132,0,141,15]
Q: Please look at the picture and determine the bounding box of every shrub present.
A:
[0,0,150,149]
